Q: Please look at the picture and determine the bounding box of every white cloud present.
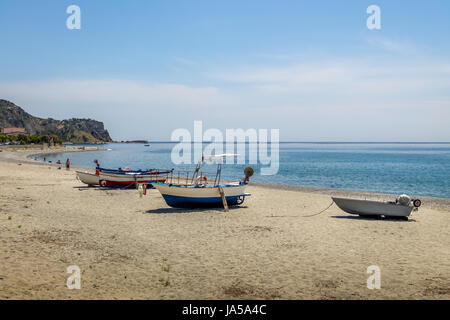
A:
[0,79,230,108]
[364,36,415,53]
[211,60,450,98]
[1,55,449,141]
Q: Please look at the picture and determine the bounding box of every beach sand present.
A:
[0,148,449,299]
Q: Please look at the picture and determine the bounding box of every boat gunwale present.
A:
[154,182,246,189]
[332,196,413,208]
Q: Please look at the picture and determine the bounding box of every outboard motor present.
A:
[397,194,411,206]
[396,194,422,208]
[241,167,254,184]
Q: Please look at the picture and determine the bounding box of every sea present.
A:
[37,142,450,199]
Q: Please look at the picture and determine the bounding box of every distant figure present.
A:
[56,160,61,164]
[43,157,46,162]
[65,158,70,170]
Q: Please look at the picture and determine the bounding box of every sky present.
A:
[0,0,449,141]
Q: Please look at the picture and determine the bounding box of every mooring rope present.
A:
[266,200,334,218]
[300,200,334,217]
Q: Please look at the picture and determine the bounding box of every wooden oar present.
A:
[218,187,229,212]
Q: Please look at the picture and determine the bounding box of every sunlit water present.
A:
[37,142,450,198]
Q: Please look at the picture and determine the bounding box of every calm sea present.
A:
[38,143,450,199]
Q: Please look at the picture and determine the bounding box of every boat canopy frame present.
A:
[167,154,239,187]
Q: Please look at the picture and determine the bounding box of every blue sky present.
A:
[0,0,449,141]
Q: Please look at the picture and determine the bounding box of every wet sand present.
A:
[0,148,449,299]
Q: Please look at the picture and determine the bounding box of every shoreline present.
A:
[2,146,449,210]
[0,145,106,167]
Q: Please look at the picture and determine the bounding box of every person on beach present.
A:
[65,158,70,170]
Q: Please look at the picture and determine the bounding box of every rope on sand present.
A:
[266,200,334,218]
[299,201,334,217]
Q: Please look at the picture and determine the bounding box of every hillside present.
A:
[0,99,112,143]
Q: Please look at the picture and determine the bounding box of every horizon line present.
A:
[114,141,450,144]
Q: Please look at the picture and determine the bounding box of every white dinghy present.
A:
[332,194,422,219]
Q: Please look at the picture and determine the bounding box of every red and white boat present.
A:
[98,170,170,188]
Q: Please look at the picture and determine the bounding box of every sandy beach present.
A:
[0,148,449,300]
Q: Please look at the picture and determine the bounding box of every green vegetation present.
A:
[0,133,63,145]
[159,278,170,287]
[159,259,171,287]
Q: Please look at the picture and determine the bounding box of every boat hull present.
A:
[99,172,167,188]
[332,197,414,217]
[154,183,250,208]
[76,171,99,186]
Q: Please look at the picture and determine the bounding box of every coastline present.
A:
[0,147,449,299]
[3,146,450,210]
[0,145,106,167]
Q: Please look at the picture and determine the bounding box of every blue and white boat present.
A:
[152,154,252,209]
[153,182,250,208]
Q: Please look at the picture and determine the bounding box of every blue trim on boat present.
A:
[155,182,248,189]
[161,194,248,208]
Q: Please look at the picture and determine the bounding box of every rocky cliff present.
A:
[0,99,112,143]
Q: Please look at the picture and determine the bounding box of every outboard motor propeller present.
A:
[412,199,422,208]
